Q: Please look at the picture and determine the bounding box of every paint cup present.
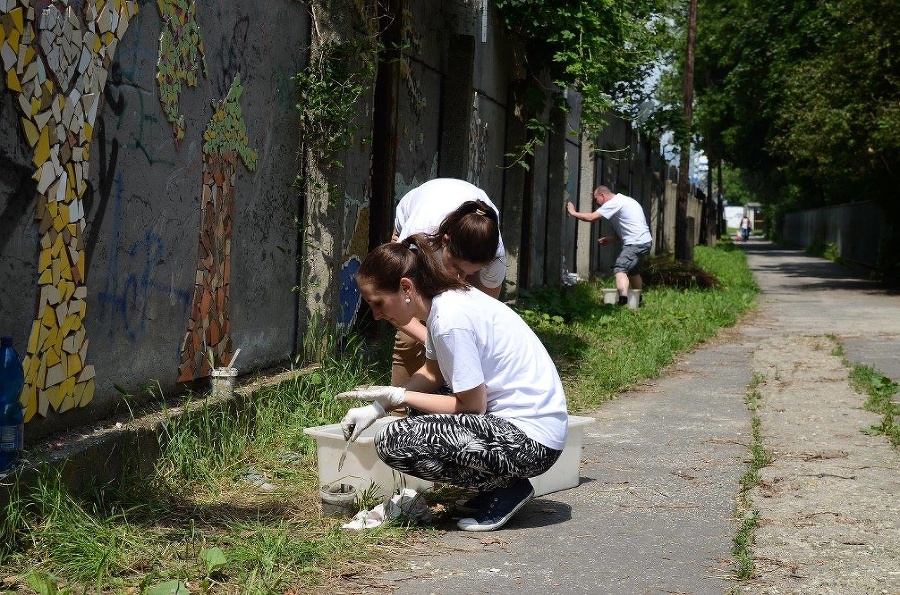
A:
[210,367,237,399]
[320,482,359,517]
[602,288,618,305]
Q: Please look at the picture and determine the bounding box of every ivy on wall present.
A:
[491,0,667,137]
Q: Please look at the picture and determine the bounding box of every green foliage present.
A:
[850,364,900,447]
[694,0,900,212]
[491,0,669,136]
[294,36,377,169]
[294,1,380,175]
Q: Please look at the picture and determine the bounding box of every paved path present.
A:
[375,240,900,595]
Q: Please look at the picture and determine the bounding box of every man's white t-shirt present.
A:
[424,288,569,451]
[395,178,506,288]
[596,193,652,245]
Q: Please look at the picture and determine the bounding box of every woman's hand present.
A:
[340,403,386,441]
[336,385,406,410]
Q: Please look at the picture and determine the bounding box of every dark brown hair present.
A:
[358,233,468,299]
[428,199,499,265]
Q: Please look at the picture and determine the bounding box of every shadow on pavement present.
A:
[735,240,897,294]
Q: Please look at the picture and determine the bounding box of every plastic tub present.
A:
[304,415,596,499]
[531,415,596,496]
[303,417,433,499]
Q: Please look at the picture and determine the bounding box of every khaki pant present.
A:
[391,326,425,386]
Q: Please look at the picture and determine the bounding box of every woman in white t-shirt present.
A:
[337,234,568,532]
[390,179,508,386]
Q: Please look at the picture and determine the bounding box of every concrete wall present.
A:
[1,0,307,438]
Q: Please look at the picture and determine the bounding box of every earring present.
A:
[405,297,411,304]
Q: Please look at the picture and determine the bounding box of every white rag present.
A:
[341,488,432,530]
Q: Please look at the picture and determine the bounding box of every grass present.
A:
[849,363,900,447]
[518,245,758,412]
[0,243,759,593]
[731,372,771,581]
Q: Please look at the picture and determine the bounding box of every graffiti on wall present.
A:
[156,0,207,145]
[1,0,138,420]
[176,73,256,381]
[337,190,369,328]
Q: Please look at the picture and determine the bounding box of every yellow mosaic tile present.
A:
[45,347,61,368]
[49,380,68,409]
[20,385,36,420]
[73,380,85,405]
[80,378,95,406]
[58,376,76,405]
[22,117,38,145]
[33,125,50,165]
[38,247,51,271]
[40,305,56,328]
[10,6,23,32]
[59,393,75,413]
[6,66,20,91]
[38,386,52,416]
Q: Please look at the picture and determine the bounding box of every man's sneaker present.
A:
[457,478,534,531]
[455,491,491,514]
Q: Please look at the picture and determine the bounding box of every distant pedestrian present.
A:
[739,216,751,242]
[567,186,652,305]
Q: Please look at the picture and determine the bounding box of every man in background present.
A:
[567,186,652,305]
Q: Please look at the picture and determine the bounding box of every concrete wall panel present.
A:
[1,0,308,437]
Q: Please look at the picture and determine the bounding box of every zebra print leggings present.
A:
[374,413,562,492]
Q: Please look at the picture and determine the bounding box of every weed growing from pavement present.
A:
[732,372,771,581]
[850,364,900,447]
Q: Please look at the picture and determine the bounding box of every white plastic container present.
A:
[602,288,619,305]
[531,415,596,496]
[627,289,642,310]
[303,417,433,498]
[304,414,596,499]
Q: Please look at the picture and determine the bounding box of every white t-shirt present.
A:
[424,288,569,451]
[596,193,652,245]
[395,178,507,288]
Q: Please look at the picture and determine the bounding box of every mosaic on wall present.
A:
[177,73,256,381]
[0,0,138,420]
[156,0,206,145]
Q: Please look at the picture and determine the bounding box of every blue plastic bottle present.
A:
[0,336,25,472]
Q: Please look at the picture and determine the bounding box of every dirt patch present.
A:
[745,334,900,593]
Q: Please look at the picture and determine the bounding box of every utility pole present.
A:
[675,0,698,261]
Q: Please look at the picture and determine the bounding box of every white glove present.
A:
[340,403,386,442]
[336,385,406,411]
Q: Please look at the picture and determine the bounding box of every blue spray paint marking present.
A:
[98,172,190,341]
[338,256,361,328]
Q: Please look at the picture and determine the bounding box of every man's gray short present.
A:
[613,242,651,275]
